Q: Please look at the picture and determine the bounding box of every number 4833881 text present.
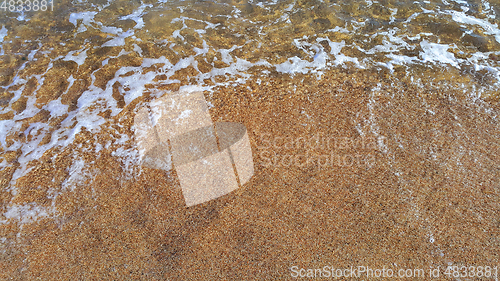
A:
[1,0,54,12]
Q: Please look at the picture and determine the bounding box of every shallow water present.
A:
[1,0,500,279]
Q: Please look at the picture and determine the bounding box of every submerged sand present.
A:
[1,68,499,280]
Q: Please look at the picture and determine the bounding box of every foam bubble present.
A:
[0,203,54,226]
[420,41,459,68]
[44,99,69,117]
[0,25,7,43]
[119,3,151,29]
[61,158,91,191]
[0,25,7,55]
[69,11,97,27]
[63,49,88,66]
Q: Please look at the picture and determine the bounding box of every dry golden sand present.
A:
[1,69,500,280]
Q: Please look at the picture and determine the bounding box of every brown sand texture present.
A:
[1,69,500,280]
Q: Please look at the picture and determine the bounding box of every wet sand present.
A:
[1,68,499,280]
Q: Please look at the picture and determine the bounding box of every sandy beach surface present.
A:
[2,69,499,279]
[1,0,500,279]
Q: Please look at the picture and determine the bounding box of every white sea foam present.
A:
[102,30,134,47]
[0,25,7,55]
[448,10,500,44]
[61,159,89,192]
[69,11,98,30]
[420,41,459,68]
[63,49,88,66]
[0,202,54,227]
[0,25,7,43]
[119,3,151,29]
